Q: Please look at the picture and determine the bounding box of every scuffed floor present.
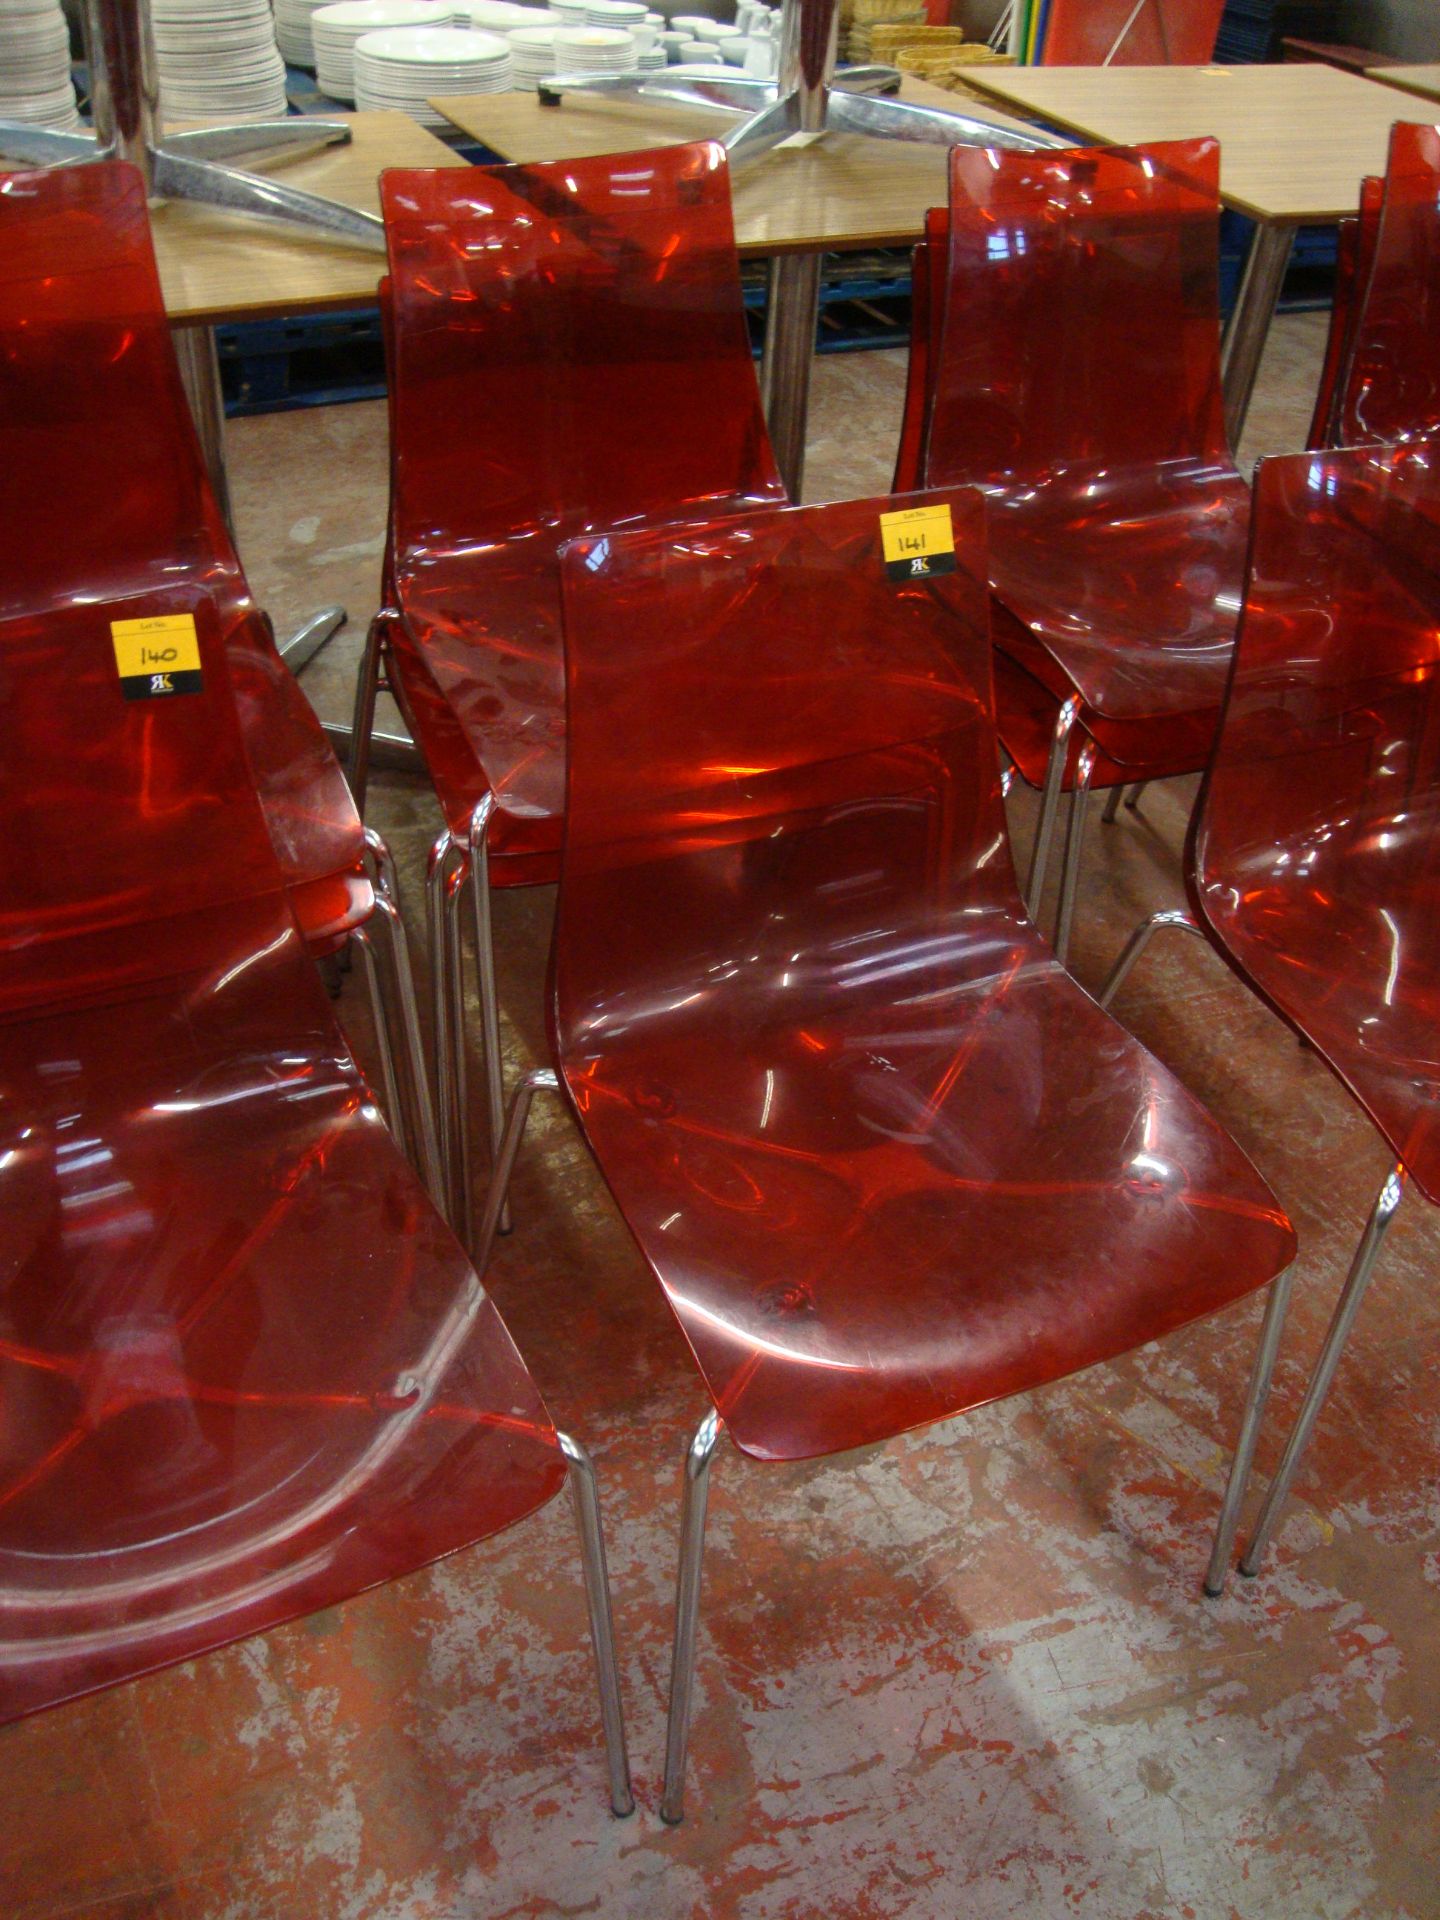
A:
[3,317,1438,1920]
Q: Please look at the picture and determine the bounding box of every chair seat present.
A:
[0,896,565,1723]
[566,914,1294,1463]
[987,464,1252,722]
[994,614,1221,786]
[1197,789,1440,1205]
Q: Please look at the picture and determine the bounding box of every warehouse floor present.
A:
[3,317,1438,1920]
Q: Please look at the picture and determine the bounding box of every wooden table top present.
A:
[962,62,1411,222]
[427,79,1045,254]
[151,111,465,326]
[1367,64,1440,107]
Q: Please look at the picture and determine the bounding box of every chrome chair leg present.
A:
[443,857,473,1253]
[660,1408,726,1827]
[363,825,401,908]
[1054,740,1095,966]
[1237,1166,1406,1579]
[467,798,511,1236]
[365,889,444,1208]
[1096,908,1204,1009]
[349,612,386,816]
[350,921,406,1155]
[1101,783,1124,825]
[473,1068,559,1278]
[557,1431,636,1819]
[426,830,461,1227]
[1204,1264,1298,1595]
[1124,779,1149,813]
[1025,694,1081,923]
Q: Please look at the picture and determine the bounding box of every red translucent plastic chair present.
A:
[1040,0,1225,65]
[1328,125,1440,449]
[0,162,437,1191]
[1099,437,1440,1592]
[471,486,1294,1821]
[916,138,1251,937]
[352,142,785,1244]
[0,484,632,1815]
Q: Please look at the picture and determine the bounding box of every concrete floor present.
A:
[3,315,1439,1920]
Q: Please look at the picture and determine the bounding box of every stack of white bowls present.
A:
[507,20,557,81]
[551,23,634,74]
[312,0,452,100]
[273,0,335,66]
[152,0,288,121]
[353,22,512,121]
[0,0,79,130]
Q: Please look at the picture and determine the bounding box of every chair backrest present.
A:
[0,162,361,922]
[1192,438,1440,1197]
[1333,123,1440,448]
[553,486,1015,1078]
[924,138,1228,493]
[1040,0,1224,65]
[380,142,784,581]
[0,163,239,619]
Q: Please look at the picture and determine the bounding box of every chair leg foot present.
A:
[1237,1166,1405,1579]
[558,1431,635,1819]
[660,1409,725,1828]
[1204,1263,1298,1597]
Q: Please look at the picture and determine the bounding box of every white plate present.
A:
[354,22,508,57]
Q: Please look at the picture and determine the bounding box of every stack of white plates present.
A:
[584,0,643,26]
[0,0,79,130]
[547,0,589,21]
[353,23,511,121]
[507,21,557,80]
[464,0,553,24]
[273,0,334,66]
[551,23,633,73]
[152,0,288,120]
[312,0,452,99]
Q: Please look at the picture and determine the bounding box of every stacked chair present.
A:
[0,161,632,1818]
[1102,436,1440,1594]
[896,136,1252,944]
[470,484,1296,1821]
[350,142,786,1244]
[0,154,437,1195]
[1310,121,1440,450]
